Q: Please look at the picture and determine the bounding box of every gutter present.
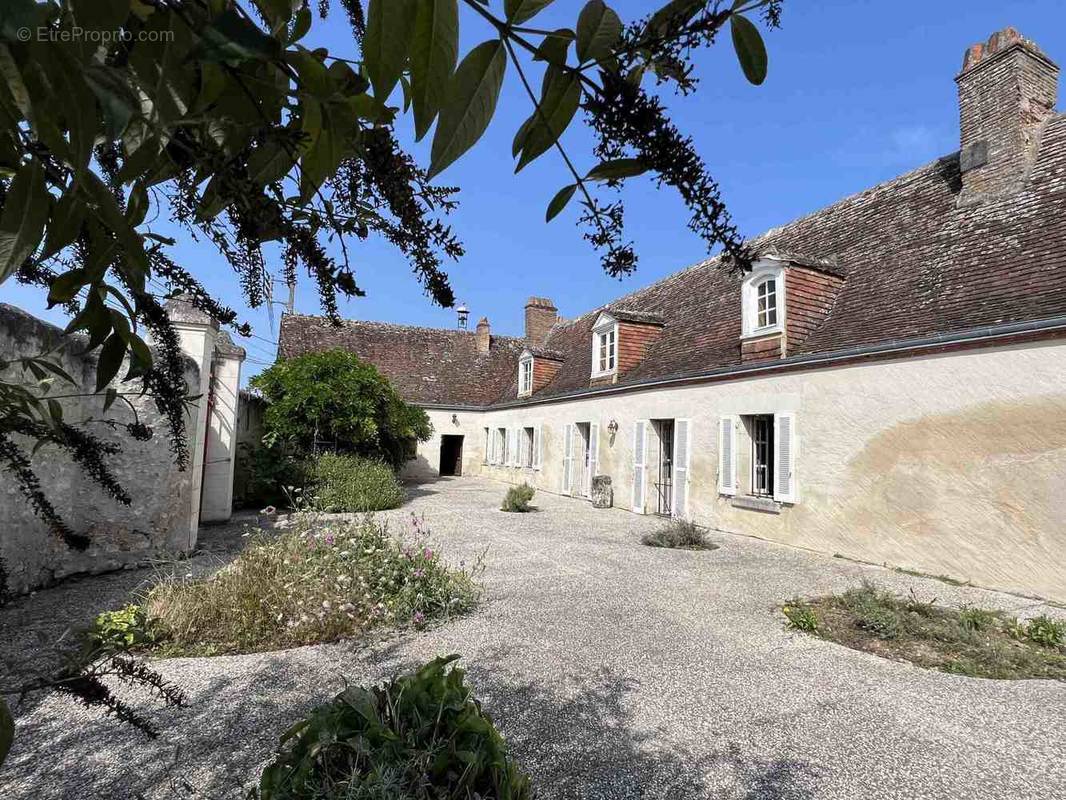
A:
[418,314,1066,413]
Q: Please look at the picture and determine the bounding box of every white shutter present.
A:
[533,426,542,470]
[718,416,737,496]
[672,419,691,518]
[562,423,574,494]
[588,423,600,496]
[483,428,489,465]
[774,413,798,503]
[632,420,647,513]
[508,429,518,467]
[488,429,496,464]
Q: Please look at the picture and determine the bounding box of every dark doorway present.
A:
[439,435,464,476]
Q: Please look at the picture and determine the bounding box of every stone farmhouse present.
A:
[279,28,1066,603]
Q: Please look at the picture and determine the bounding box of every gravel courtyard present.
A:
[2,476,1064,800]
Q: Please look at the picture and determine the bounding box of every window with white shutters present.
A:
[718,416,737,495]
[672,419,691,518]
[587,423,600,496]
[632,420,646,513]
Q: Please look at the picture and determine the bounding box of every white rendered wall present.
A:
[200,353,243,523]
[422,339,1066,602]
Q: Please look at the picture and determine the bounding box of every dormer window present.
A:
[741,263,786,338]
[518,356,533,396]
[590,314,619,378]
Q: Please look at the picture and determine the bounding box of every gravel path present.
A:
[2,476,1064,800]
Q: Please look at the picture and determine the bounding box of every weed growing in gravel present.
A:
[255,655,531,800]
[1025,615,1066,648]
[785,582,1066,680]
[145,514,481,656]
[783,602,818,632]
[501,483,536,512]
[641,520,718,551]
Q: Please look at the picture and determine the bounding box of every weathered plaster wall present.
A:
[401,408,484,480]
[200,349,243,523]
[0,304,202,593]
[433,338,1066,602]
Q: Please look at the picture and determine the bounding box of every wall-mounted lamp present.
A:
[607,419,619,435]
[452,414,459,425]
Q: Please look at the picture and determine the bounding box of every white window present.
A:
[722,412,798,504]
[741,262,785,338]
[496,427,507,465]
[518,357,533,396]
[590,314,619,378]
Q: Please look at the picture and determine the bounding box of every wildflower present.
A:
[423,548,433,560]
[413,611,425,626]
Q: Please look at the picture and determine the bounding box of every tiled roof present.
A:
[530,114,1066,399]
[277,114,1066,408]
[277,316,526,406]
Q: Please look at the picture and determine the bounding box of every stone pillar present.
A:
[200,332,245,523]
[164,295,219,548]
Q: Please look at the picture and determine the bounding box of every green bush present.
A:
[1026,615,1066,649]
[89,604,158,649]
[640,519,717,550]
[235,441,307,509]
[145,517,480,655]
[251,350,432,469]
[256,655,531,800]
[311,453,405,513]
[501,483,535,513]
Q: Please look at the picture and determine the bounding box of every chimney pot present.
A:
[475,317,491,353]
[524,296,558,348]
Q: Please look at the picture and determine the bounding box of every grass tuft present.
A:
[641,519,718,551]
[783,581,1066,680]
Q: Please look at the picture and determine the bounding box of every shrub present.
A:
[1026,615,1066,649]
[256,655,531,800]
[959,606,997,634]
[311,453,405,513]
[89,604,158,649]
[235,441,307,509]
[251,350,432,469]
[783,602,818,632]
[640,519,717,550]
[501,483,535,512]
[145,516,480,655]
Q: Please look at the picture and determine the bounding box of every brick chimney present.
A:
[475,316,491,353]
[524,297,558,347]
[956,27,1059,203]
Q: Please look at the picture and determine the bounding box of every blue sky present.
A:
[3,1,1065,379]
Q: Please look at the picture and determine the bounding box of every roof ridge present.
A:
[281,313,526,343]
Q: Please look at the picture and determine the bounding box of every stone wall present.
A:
[0,304,202,593]
[417,337,1066,603]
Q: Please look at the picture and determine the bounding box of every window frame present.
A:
[518,355,534,396]
[590,315,619,378]
[741,262,786,339]
[522,426,535,468]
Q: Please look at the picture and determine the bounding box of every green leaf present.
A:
[648,0,704,34]
[363,0,417,101]
[545,183,577,222]
[505,0,556,25]
[47,269,87,307]
[0,158,49,285]
[409,0,458,141]
[70,0,130,33]
[0,696,12,769]
[40,187,86,261]
[102,387,118,414]
[126,182,149,227]
[95,333,127,392]
[84,65,138,139]
[429,39,507,180]
[514,67,580,171]
[575,1,622,64]
[31,357,76,385]
[533,29,574,66]
[587,157,648,181]
[730,13,767,85]
[194,7,281,65]
[247,140,296,186]
[290,4,311,42]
